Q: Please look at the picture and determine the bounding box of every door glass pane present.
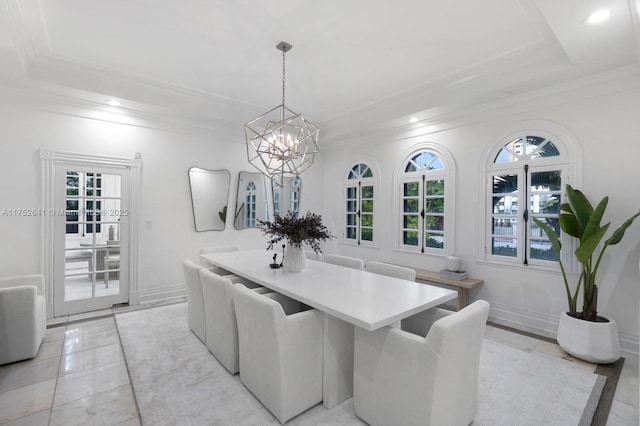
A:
[64,171,121,301]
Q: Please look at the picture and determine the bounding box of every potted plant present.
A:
[260,211,334,272]
[533,184,640,363]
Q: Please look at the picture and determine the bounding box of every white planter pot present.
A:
[282,243,306,273]
[557,311,621,364]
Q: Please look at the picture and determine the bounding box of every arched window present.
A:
[344,163,375,244]
[244,181,257,228]
[487,135,568,265]
[399,149,450,253]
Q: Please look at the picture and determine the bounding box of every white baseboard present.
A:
[485,299,639,356]
[139,284,186,304]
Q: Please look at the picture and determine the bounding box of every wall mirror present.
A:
[272,175,302,218]
[188,167,230,231]
[235,171,270,229]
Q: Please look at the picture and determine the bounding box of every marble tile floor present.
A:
[0,298,637,425]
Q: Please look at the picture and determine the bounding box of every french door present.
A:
[53,164,130,316]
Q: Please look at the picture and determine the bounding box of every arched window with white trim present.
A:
[487,135,569,265]
[399,148,452,253]
[344,163,375,244]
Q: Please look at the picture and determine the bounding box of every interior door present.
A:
[53,165,130,316]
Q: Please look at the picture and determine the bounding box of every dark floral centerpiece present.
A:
[260,211,334,254]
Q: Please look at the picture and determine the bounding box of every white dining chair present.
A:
[354,300,490,426]
[232,283,323,424]
[198,269,270,374]
[181,259,207,343]
[365,261,416,281]
[0,274,47,365]
[323,253,364,270]
[304,250,322,261]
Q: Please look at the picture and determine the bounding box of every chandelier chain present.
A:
[281,48,286,107]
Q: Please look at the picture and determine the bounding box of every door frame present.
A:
[41,150,142,319]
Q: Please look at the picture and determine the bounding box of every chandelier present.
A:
[245,41,319,187]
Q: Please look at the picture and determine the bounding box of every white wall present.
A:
[0,102,312,301]
[320,77,640,354]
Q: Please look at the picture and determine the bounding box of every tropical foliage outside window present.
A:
[345,163,374,244]
[400,150,447,252]
[66,171,102,235]
[488,135,566,264]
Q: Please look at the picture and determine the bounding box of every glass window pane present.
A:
[492,218,518,236]
[361,185,373,199]
[361,228,373,241]
[493,174,518,194]
[403,231,418,246]
[426,199,444,213]
[346,187,357,199]
[531,171,561,191]
[425,216,444,231]
[346,227,356,239]
[361,214,373,227]
[425,233,444,249]
[362,168,373,178]
[493,195,518,214]
[426,180,444,196]
[346,214,356,226]
[530,239,558,261]
[361,200,373,213]
[404,182,419,196]
[492,237,517,257]
[531,217,560,238]
[403,215,419,229]
[404,199,419,213]
[346,200,357,212]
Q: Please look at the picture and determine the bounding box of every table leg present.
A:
[322,313,354,409]
[457,288,470,311]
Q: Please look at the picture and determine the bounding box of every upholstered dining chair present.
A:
[0,274,47,365]
[353,300,490,426]
[323,253,364,270]
[365,261,416,281]
[181,259,207,342]
[304,250,322,261]
[198,269,270,374]
[232,283,323,424]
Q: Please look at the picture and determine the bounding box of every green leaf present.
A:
[575,223,610,263]
[581,197,608,242]
[605,210,640,246]
[559,213,581,238]
[565,185,593,233]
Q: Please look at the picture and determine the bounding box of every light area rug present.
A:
[115,303,605,426]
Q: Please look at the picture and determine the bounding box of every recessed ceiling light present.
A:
[107,99,121,107]
[585,9,610,24]
[409,117,420,123]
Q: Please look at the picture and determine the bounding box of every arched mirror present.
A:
[235,171,270,229]
[272,176,302,218]
[188,167,230,231]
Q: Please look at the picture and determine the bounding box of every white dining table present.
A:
[200,249,457,408]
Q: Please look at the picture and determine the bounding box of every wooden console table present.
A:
[413,268,484,311]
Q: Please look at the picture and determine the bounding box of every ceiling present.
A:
[0,0,639,142]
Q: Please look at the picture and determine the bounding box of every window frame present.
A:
[343,161,377,246]
[481,126,579,270]
[395,144,455,256]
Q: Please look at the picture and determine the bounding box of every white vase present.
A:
[557,311,621,364]
[283,243,306,273]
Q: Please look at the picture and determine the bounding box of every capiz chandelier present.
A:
[245,41,319,187]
